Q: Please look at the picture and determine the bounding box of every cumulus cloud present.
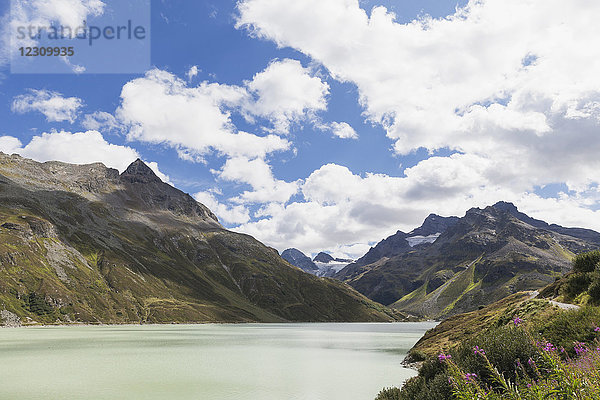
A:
[215,157,299,204]
[0,136,23,154]
[116,68,291,160]
[0,130,139,172]
[243,59,330,133]
[193,191,250,225]
[323,121,358,139]
[115,59,332,160]
[234,159,600,258]
[236,0,600,193]
[186,65,200,81]
[228,0,600,255]
[1,0,105,68]
[81,111,122,133]
[144,161,171,184]
[12,89,84,123]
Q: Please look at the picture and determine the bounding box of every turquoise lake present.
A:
[0,322,436,400]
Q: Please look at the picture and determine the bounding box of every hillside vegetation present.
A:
[0,154,398,325]
[376,251,600,400]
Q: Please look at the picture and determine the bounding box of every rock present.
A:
[1,310,21,327]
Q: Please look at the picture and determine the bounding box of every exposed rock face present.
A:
[281,248,319,273]
[339,214,460,278]
[336,202,600,319]
[0,153,396,324]
[1,309,21,327]
[409,214,460,237]
[313,252,334,263]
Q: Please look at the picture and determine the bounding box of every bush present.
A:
[395,358,452,400]
[563,272,592,298]
[406,349,427,362]
[589,278,600,301]
[397,326,538,400]
[375,387,401,400]
[534,306,600,356]
[452,326,541,388]
[397,372,452,400]
[573,250,600,273]
[24,292,53,316]
[445,337,600,399]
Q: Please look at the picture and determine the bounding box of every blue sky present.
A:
[1,0,599,257]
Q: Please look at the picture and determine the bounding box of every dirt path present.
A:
[529,290,580,310]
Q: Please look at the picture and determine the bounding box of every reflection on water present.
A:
[0,322,436,400]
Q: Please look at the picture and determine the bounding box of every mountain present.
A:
[280,248,319,273]
[313,252,334,263]
[336,202,600,319]
[337,214,459,279]
[314,252,352,264]
[313,252,353,278]
[282,249,352,278]
[0,153,397,325]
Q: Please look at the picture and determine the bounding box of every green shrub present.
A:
[407,349,427,362]
[397,373,452,400]
[396,326,539,400]
[533,306,600,356]
[573,250,600,273]
[23,292,53,316]
[589,278,600,301]
[375,387,401,400]
[563,272,592,298]
[395,358,452,400]
[452,326,541,388]
[445,337,600,399]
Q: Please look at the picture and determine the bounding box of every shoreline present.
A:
[1,320,435,329]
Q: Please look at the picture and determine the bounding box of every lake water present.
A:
[0,322,436,400]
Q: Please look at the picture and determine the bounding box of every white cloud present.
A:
[12,89,84,123]
[0,136,23,154]
[327,121,358,139]
[187,65,200,81]
[115,60,331,160]
[144,161,171,184]
[0,130,139,172]
[193,191,250,225]
[81,111,121,132]
[234,158,600,258]
[116,68,290,160]
[216,157,299,204]
[22,0,105,29]
[1,0,105,67]
[243,59,330,133]
[236,0,600,193]
[231,0,600,256]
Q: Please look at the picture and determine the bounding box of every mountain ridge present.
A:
[0,153,397,325]
[337,202,599,319]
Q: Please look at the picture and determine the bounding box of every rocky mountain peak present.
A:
[314,252,334,263]
[492,201,519,213]
[410,214,460,236]
[281,248,318,272]
[120,159,162,184]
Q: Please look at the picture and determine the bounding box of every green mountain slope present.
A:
[0,154,396,325]
[338,202,599,319]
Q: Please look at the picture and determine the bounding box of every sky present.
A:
[0,0,599,259]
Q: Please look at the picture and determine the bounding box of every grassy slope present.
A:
[406,291,560,361]
[0,160,399,324]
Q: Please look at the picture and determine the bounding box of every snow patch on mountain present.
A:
[406,233,441,247]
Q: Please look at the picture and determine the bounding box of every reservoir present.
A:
[0,322,436,400]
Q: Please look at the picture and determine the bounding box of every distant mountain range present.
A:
[281,249,353,277]
[335,202,600,319]
[0,154,397,325]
